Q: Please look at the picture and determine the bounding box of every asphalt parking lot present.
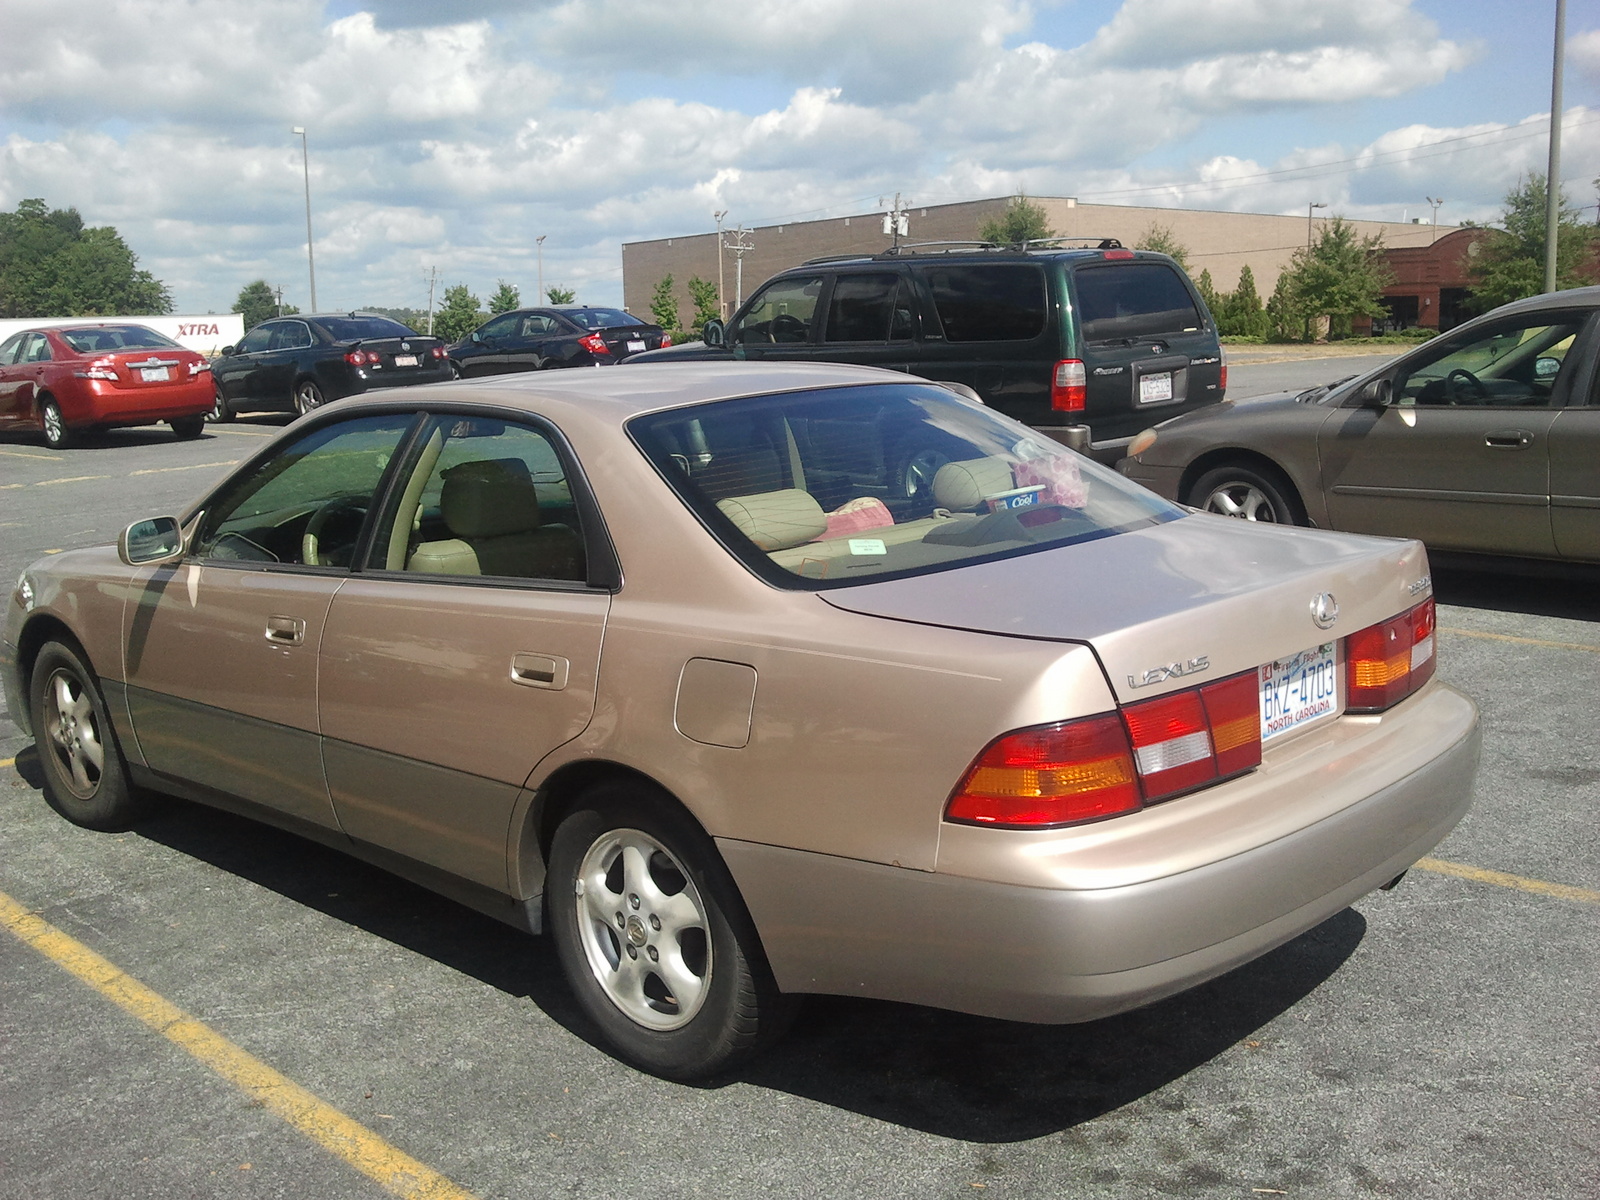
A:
[1,389,1596,1200]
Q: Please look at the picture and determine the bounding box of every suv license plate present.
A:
[1139,372,1173,404]
[1260,642,1338,742]
[393,354,417,367]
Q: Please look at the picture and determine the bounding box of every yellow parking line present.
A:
[1415,857,1600,903]
[0,757,13,769]
[0,890,481,1200]
[28,474,110,487]
[129,461,239,476]
[1439,626,1600,655]
[0,448,57,460]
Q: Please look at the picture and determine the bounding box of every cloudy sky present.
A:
[2,0,1596,316]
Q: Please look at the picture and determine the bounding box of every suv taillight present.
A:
[1219,344,1228,392]
[579,333,611,355]
[1346,598,1436,712]
[945,670,1262,829]
[661,333,673,347]
[1051,359,1087,412]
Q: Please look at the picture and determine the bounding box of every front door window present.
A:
[730,276,823,346]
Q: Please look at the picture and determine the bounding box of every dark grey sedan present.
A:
[1117,287,1600,565]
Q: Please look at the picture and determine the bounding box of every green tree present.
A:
[487,280,520,315]
[433,284,483,342]
[233,280,296,330]
[359,305,426,331]
[687,275,720,334]
[978,195,1054,246]
[1217,265,1268,338]
[1468,173,1597,311]
[0,198,172,318]
[650,274,680,335]
[546,285,576,304]
[1265,270,1303,342]
[1135,223,1191,272]
[1283,216,1393,339]
[1195,268,1219,317]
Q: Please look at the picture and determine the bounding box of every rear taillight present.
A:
[579,333,611,355]
[344,349,371,366]
[661,334,673,347]
[1051,359,1086,412]
[1102,249,1135,260]
[430,346,446,359]
[1219,344,1228,392]
[946,670,1262,829]
[187,360,211,376]
[1346,598,1436,712]
[81,357,119,381]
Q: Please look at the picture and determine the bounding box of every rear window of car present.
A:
[1073,262,1203,342]
[59,326,182,352]
[921,264,1046,342]
[629,382,1181,589]
[318,316,417,341]
[565,308,645,329]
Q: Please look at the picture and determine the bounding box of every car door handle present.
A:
[265,615,306,645]
[1485,430,1533,449]
[511,653,569,690]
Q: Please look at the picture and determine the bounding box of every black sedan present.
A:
[448,307,670,377]
[1116,286,1600,566]
[211,314,451,420]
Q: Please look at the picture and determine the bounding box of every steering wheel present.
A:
[302,498,367,567]
[769,314,807,343]
[1444,368,1488,404]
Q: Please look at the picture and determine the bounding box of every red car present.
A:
[0,323,215,449]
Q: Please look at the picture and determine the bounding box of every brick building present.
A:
[1369,226,1490,333]
[622,194,1454,322]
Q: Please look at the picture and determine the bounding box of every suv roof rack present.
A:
[1015,236,1126,250]
[876,240,1001,257]
[801,253,878,266]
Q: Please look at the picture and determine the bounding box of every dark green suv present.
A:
[627,242,1226,457]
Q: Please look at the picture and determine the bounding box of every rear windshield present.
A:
[1073,262,1203,342]
[59,326,182,352]
[922,264,1046,342]
[565,308,645,330]
[629,382,1181,589]
[319,316,417,341]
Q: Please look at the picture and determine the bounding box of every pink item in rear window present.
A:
[1012,454,1088,508]
[821,496,895,539]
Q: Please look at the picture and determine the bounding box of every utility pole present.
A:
[425,265,438,335]
[714,210,728,318]
[723,226,755,308]
[1545,0,1566,294]
[536,235,547,305]
[1306,201,1328,249]
[274,285,284,317]
[881,193,910,249]
[1426,196,1443,242]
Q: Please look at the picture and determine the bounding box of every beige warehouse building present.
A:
[622,195,1455,321]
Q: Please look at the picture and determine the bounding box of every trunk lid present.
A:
[820,514,1432,703]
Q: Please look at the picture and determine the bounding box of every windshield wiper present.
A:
[1296,374,1356,403]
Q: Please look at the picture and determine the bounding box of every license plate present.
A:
[1138,372,1173,404]
[139,366,170,382]
[1259,642,1339,742]
[626,340,646,353]
[393,354,417,367]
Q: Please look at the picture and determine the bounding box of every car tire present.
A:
[448,361,462,380]
[169,415,205,440]
[39,398,74,449]
[1188,463,1302,524]
[293,379,326,416]
[547,781,797,1079]
[209,384,234,423]
[29,640,154,831]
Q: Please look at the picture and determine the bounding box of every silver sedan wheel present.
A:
[1201,480,1282,522]
[42,668,106,800]
[573,827,712,1031]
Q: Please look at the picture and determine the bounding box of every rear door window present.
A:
[1074,263,1203,342]
[823,273,916,343]
[922,265,1046,342]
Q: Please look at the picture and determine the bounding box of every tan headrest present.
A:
[442,458,540,538]
[716,489,827,551]
[932,457,1015,510]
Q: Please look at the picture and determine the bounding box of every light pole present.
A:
[1545,0,1566,294]
[713,210,728,319]
[536,235,547,305]
[1306,201,1328,249]
[1426,196,1444,242]
[291,127,317,311]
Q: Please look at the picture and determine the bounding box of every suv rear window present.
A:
[1074,262,1202,342]
[923,265,1046,342]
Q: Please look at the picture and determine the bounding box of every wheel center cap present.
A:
[625,916,648,947]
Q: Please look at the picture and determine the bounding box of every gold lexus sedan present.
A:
[2,362,1480,1078]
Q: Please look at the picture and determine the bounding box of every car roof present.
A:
[794,243,1172,269]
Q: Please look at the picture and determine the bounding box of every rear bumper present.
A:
[720,682,1479,1023]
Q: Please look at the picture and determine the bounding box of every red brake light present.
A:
[579,333,611,354]
[344,349,370,366]
[1346,598,1436,712]
[1051,359,1086,412]
[430,346,446,359]
[1102,249,1135,259]
[80,357,119,381]
[661,334,673,347]
[1219,345,1228,392]
[946,670,1263,828]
